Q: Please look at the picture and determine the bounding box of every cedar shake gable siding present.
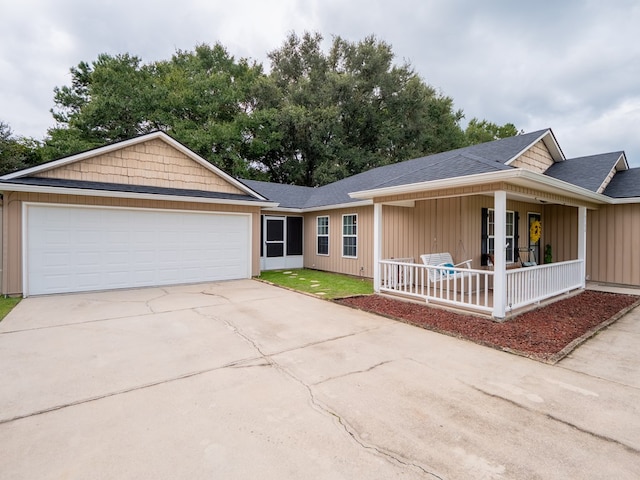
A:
[33,138,245,195]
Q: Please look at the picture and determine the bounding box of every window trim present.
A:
[342,213,358,259]
[487,208,516,264]
[316,215,329,256]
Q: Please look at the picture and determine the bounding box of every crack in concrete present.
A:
[312,360,395,385]
[285,368,444,479]
[555,364,640,392]
[0,355,264,425]
[469,384,640,455]
[199,309,443,478]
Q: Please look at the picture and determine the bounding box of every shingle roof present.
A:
[0,177,265,202]
[603,168,640,198]
[544,152,624,192]
[239,179,315,209]
[244,129,551,208]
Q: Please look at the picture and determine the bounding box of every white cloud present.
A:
[0,0,639,166]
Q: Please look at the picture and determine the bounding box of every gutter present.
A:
[348,169,617,205]
[0,183,279,208]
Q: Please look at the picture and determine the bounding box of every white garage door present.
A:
[25,204,251,296]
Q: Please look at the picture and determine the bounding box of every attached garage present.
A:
[0,132,276,297]
[24,204,252,296]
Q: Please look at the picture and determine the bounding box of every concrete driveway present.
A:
[1,280,639,479]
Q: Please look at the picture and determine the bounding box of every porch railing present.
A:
[505,260,583,310]
[379,259,493,313]
[379,258,584,317]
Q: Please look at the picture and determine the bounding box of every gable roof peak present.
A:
[0,131,266,201]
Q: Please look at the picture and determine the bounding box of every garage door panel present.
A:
[26,205,251,295]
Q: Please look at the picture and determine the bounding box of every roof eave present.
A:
[504,129,565,165]
[0,131,268,201]
[0,182,278,208]
[302,200,372,212]
[349,169,608,205]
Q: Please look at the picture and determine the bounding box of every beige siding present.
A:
[303,196,545,279]
[587,204,640,286]
[2,192,261,295]
[303,206,373,277]
[541,205,578,262]
[510,140,556,173]
[380,196,544,269]
[34,138,245,194]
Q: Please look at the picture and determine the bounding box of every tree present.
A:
[245,32,468,186]
[464,119,519,145]
[0,122,43,175]
[44,34,517,186]
[45,44,263,177]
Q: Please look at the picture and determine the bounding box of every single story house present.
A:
[1,128,638,319]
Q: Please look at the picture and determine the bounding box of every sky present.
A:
[1,0,639,167]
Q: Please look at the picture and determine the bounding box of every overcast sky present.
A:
[1,0,639,167]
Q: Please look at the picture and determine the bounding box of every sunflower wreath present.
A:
[530,220,542,244]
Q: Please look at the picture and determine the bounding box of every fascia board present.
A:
[504,129,565,166]
[607,196,640,204]
[1,132,168,180]
[349,169,608,204]
[260,207,305,213]
[0,182,278,208]
[302,200,372,212]
[0,131,267,201]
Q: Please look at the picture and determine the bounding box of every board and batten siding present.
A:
[34,138,245,195]
[541,205,578,263]
[381,196,544,268]
[587,203,640,286]
[303,206,373,278]
[2,191,262,296]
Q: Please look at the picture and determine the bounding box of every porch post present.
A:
[373,203,382,292]
[492,191,507,319]
[578,206,587,288]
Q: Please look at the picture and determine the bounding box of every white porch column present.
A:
[492,191,507,319]
[373,203,382,292]
[578,206,587,288]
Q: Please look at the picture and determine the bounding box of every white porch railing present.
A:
[506,260,583,310]
[379,259,493,313]
[379,258,585,317]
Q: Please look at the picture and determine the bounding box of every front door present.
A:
[261,215,304,271]
[528,213,541,265]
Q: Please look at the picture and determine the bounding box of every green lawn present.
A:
[257,269,373,299]
[0,296,20,322]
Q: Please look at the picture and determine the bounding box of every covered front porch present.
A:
[357,174,600,320]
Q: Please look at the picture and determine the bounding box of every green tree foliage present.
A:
[245,32,468,186]
[0,122,43,175]
[464,118,519,145]
[43,33,518,185]
[46,44,262,177]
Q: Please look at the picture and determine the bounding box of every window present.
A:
[316,216,329,255]
[483,208,516,264]
[342,214,357,258]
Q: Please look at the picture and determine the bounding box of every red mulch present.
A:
[337,291,640,362]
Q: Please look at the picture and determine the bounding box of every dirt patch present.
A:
[337,291,640,363]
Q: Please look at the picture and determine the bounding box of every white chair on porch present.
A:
[420,252,472,283]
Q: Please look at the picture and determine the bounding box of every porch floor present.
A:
[382,286,585,320]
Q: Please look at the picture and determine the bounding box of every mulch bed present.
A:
[336,291,640,363]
